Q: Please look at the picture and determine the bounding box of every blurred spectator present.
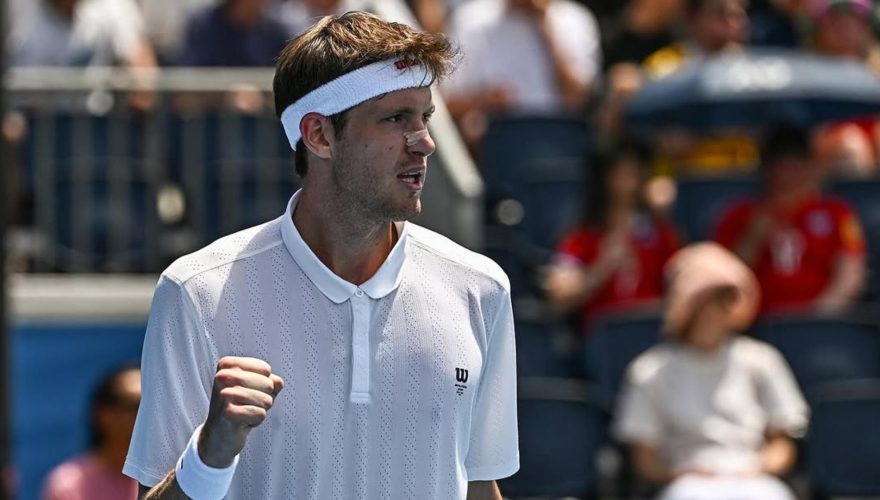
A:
[615,242,808,500]
[277,0,352,37]
[748,0,804,48]
[41,365,141,500]
[642,0,749,78]
[177,0,289,67]
[602,0,684,70]
[543,139,681,331]
[137,0,217,64]
[442,0,601,146]
[714,124,867,314]
[809,0,880,178]
[8,0,156,80]
[645,0,758,174]
[407,0,455,32]
[8,0,157,70]
[814,122,879,178]
[600,0,759,174]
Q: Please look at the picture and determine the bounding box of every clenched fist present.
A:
[198,356,284,468]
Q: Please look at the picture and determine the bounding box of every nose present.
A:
[405,128,436,158]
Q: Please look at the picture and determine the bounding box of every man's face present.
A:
[690,0,749,53]
[764,153,812,195]
[817,6,871,58]
[328,86,436,223]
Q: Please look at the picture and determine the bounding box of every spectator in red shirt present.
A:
[543,138,681,331]
[714,124,867,314]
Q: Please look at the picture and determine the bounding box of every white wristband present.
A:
[175,424,239,500]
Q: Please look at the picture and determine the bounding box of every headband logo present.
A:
[394,58,421,71]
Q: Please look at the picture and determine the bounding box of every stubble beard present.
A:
[329,147,422,226]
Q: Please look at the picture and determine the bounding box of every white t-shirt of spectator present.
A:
[614,336,809,475]
[8,0,145,67]
[124,190,520,499]
[443,0,600,114]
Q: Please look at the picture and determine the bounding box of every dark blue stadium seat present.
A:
[24,111,161,272]
[583,308,663,408]
[807,378,880,497]
[753,315,880,399]
[827,179,880,300]
[514,319,578,378]
[482,117,591,296]
[499,377,602,499]
[673,174,759,242]
[169,112,299,244]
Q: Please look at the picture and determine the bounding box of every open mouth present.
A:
[397,170,425,187]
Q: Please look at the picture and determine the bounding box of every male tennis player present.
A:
[124,11,519,500]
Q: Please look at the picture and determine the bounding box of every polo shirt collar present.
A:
[280,190,408,304]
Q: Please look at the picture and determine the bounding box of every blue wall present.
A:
[11,323,146,500]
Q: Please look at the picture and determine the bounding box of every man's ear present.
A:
[300,113,334,160]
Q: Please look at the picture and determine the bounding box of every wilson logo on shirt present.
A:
[455,367,469,395]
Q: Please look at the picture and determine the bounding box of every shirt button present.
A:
[355,289,364,297]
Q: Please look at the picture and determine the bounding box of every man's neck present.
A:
[293,190,398,285]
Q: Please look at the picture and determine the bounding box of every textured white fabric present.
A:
[659,474,795,500]
[442,0,600,114]
[614,337,808,476]
[280,58,434,150]
[9,0,146,67]
[124,190,519,498]
[175,425,239,500]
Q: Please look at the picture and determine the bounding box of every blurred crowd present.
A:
[6,0,880,498]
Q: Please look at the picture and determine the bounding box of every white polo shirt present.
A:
[123,190,519,499]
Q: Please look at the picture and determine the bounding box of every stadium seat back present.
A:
[584,309,664,407]
[807,379,880,496]
[753,316,880,397]
[673,175,759,242]
[500,377,602,498]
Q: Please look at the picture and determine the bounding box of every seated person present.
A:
[615,242,808,500]
[441,0,600,146]
[714,124,867,314]
[41,365,141,500]
[177,0,288,67]
[543,139,680,331]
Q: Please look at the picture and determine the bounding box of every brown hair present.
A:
[274,11,458,177]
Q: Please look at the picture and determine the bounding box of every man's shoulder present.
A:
[163,217,285,285]
[406,223,510,292]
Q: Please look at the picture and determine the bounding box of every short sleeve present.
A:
[556,229,598,265]
[439,6,484,100]
[834,203,867,256]
[550,3,601,85]
[753,343,809,438]
[123,275,216,487]
[101,0,147,62]
[713,201,751,250]
[465,285,520,481]
[613,356,664,446]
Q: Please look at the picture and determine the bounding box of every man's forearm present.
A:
[139,473,188,500]
[466,480,502,500]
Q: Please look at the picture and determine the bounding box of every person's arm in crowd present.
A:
[466,480,502,500]
[544,234,629,313]
[528,0,591,109]
[732,209,775,267]
[814,253,866,313]
[630,444,677,486]
[123,38,159,111]
[138,357,284,500]
[759,431,797,477]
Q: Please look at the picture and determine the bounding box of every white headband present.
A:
[280,58,434,150]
